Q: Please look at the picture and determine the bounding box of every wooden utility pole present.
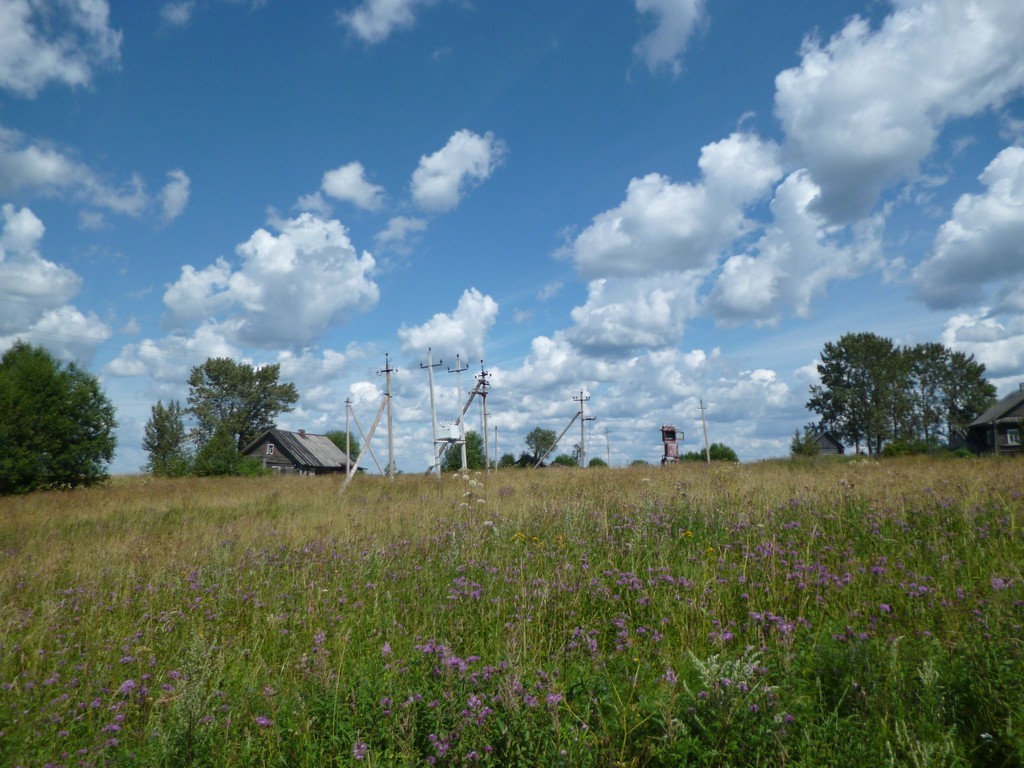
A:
[345,398,352,481]
[574,390,594,468]
[380,353,396,480]
[699,398,710,465]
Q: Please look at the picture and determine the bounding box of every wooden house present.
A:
[242,429,356,474]
[965,383,1024,455]
[813,431,845,456]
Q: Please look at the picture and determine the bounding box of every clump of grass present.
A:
[1,457,1022,766]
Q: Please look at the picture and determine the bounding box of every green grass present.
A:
[1,457,1022,766]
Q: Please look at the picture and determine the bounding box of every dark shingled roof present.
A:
[970,386,1024,426]
[245,429,354,469]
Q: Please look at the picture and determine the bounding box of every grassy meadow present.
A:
[1,457,1022,767]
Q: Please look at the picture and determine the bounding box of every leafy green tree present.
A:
[809,334,995,453]
[941,350,996,438]
[186,358,299,451]
[498,452,516,468]
[906,342,947,445]
[588,457,609,468]
[192,423,267,477]
[683,443,739,462]
[808,333,907,455]
[524,427,558,462]
[441,430,486,472]
[326,430,361,461]
[0,341,117,494]
[142,399,191,476]
[790,426,821,458]
[551,454,578,467]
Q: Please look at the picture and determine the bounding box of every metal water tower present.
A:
[660,425,682,464]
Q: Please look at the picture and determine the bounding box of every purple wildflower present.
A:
[254,715,273,728]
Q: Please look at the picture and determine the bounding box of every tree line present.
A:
[144,357,360,477]
[804,332,996,456]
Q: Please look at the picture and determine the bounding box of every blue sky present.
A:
[2,0,1023,473]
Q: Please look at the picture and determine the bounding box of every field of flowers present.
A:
[1,457,1022,767]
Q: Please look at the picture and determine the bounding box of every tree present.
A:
[192,423,267,477]
[497,452,516,468]
[186,358,299,451]
[524,427,558,462]
[941,350,996,437]
[808,333,995,453]
[441,430,486,472]
[808,333,907,455]
[0,341,117,494]
[790,426,821,458]
[326,430,361,461]
[551,454,578,467]
[588,457,609,468]
[142,400,190,476]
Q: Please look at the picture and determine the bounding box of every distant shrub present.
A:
[881,439,933,458]
[682,443,739,462]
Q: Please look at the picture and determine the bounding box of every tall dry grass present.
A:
[1,456,1022,766]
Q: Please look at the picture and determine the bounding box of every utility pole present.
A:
[420,348,443,476]
[449,355,469,470]
[380,353,397,480]
[345,398,352,481]
[604,426,611,466]
[477,361,491,469]
[699,398,710,465]
[575,390,594,468]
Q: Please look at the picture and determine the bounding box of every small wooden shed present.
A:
[242,428,355,474]
[813,431,845,456]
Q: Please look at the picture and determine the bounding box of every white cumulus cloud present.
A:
[569,132,781,278]
[0,126,148,216]
[566,275,700,355]
[398,288,499,360]
[160,1,195,27]
[940,310,1024,379]
[0,204,109,362]
[322,161,385,211]
[775,0,1024,222]
[0,0,122,97]
[162,213,379,347]
[338,0,431,45]
[633,0,706,76]
[160,169,191,223]
[706,170,884,325]
[914,146,1024,310]
[411,130,508,213]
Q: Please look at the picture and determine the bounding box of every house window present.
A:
[1009,429,1021,446]
[267,443,275,455]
